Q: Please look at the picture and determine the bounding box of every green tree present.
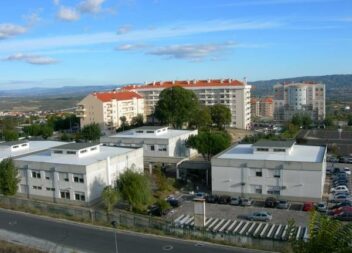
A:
[302,114,313,127]
[80,123,101,141]
[291,211,352,253]
[119,116,129,131]
[40,125,53,139]
[210,104,231,130]
[154,86,199,129]
[130,114,144,127]
[189,106,212,130]
[324,116,334,127]
[291,113,302,126]
[117,170,153,212]
[101,186,119,214]
[155,199,171,214]
[186,130,232,160]
[0,158,20,196]
[3,129,18,141]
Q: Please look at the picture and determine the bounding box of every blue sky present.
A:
[0,0,351,90]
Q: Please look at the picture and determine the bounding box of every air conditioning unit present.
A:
[241,182,246,186]
[281,186,287,190]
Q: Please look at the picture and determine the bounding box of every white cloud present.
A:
[0,19,281,53]
[0,23,27,39]
[78,0,106,13]
[117,25,132,34]
[115,44,146,51]
[57,6,80,21]
[148,43,234,60]
[53,0,60,5]
[3,53,58,65]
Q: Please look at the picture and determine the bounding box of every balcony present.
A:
[76,106,86,112]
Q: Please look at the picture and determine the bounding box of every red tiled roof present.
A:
[122,79,245,90]
[261,97,273,103]
[92,91,143,102]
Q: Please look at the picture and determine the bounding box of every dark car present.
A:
[217,195,231,204]
[167,198,183,208]
[330,201,352,210]
[333,212,352,221]
[205,194,218,203]
[265,197,278,208]
[147,205,170,216]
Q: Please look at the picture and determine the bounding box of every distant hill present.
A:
[0,85,120,97]
[250,74,352,100]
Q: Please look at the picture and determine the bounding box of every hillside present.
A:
[250,74,352,100]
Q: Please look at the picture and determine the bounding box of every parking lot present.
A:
[168,199,310,226]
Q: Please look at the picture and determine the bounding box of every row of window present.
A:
[251,168,281,178]
[256,148,286,152]
[250,184,281,195]
[31,171,84,183]
[60,191,85,201]
[148,144,167,152]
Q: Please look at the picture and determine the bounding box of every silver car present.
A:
[230,197,241,205]
[246,211,272,222]
[277,200,289,209]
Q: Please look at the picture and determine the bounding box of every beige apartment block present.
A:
[122,79,252,130]
[76,91,144,131]
[273,82,325,122]
[251,97,274,118]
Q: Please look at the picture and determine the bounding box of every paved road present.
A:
[0,209,271,253]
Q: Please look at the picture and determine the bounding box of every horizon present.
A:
[1,0,352,89]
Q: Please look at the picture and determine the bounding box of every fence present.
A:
[0,196,290,252]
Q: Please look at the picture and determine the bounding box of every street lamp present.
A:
[111,220,118,253]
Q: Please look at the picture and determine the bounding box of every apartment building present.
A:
[251,97,273,118]
[15,143,143,206]
[211,140,326,202]
[273,82,325,122]
[122,79,252,129]
[76,91,144,131]
[101,126,198,166]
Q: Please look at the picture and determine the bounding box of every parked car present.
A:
[265,197,278,208]
[303,201,315,211]
[315,202,328,212]
[343,167,351,175]
[242,211,272,222]
[330,201,352,210]
[167,197,183,208]
[205,194,218,203]
[230,196,241,206]
[217,195,231,204]
[331,194,352,203]
[330,185,349,194]
[194,192,206,199]
[240,198,253,206]
[277,200,289,209]
[329,206,352,216]
[333,212,352,221]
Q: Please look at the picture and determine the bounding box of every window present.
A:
[251,185,262,194]
[80,149,87,154]
[150,145,155,151]
[60,172,69,182]
[75,192,85,201]
[273,148,285,152]
[53,150,63,154]
[267,186,280,195]
[45,172,51,180]
[146,130,154,133]
[60,191,70,199]
[256,148,269,152]
[21,144,28,147]
[32,171,41,178]
[73,174,84,183]
[274,169,281,178]
[158,145,167,152]
[67,151,76,155]
[90,147,97,151]
[136,130,144,133]
[255,169,262,177]
[32,186,42,190]
[46,187,55,191]
[13,145,19,149]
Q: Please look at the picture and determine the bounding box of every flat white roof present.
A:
[0,141,66,161]
[15,146,139,166]
[217,144,325,163]
[106,129,196,140]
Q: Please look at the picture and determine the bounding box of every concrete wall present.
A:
[211,158,325,201]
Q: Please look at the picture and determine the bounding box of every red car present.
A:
[303,201,314,211]
[331,206,352,215]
